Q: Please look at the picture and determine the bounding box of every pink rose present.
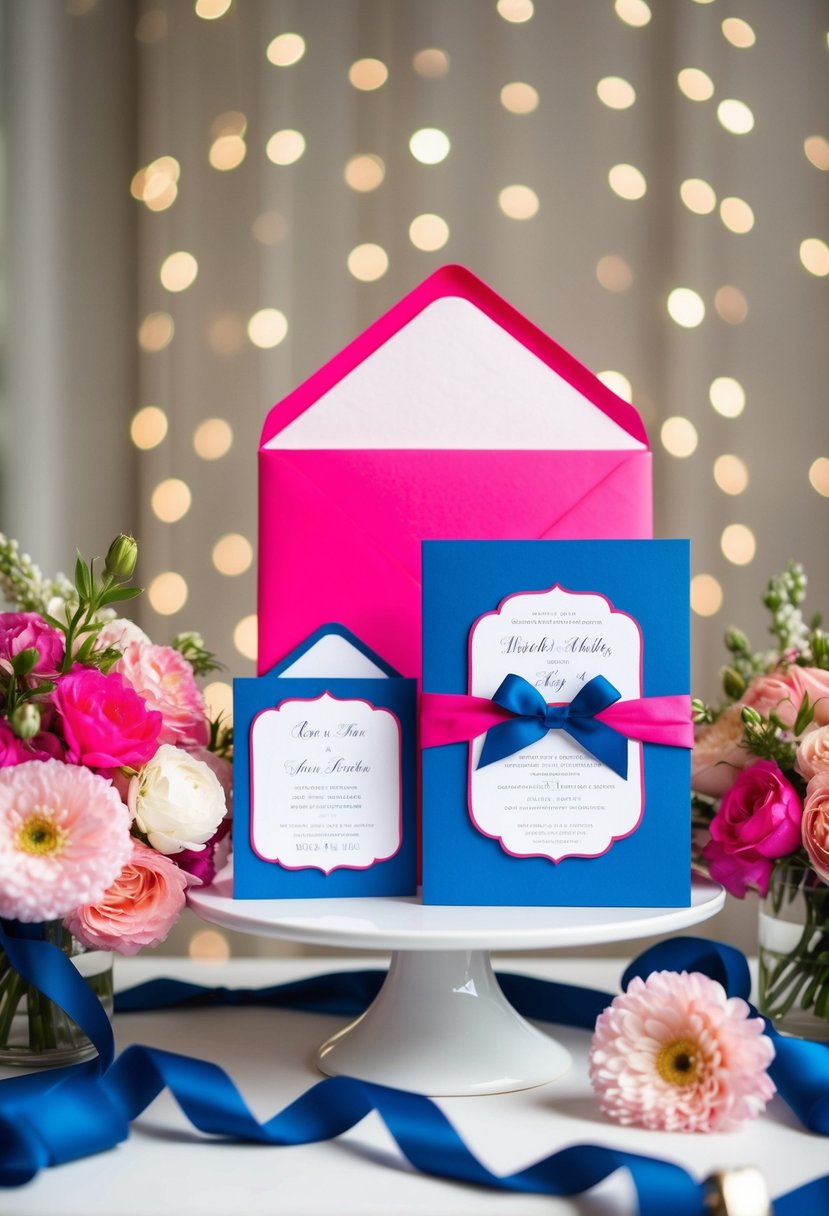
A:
[65,839,190,955]
[54,667,162,769]
[795,724,829,781]
[116,643,209,748]
[802,772,829,884]
[0,612,64,676]
[692,704,752,797]
[0,720,65,767]
[702,760,802,898]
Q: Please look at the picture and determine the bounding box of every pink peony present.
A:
[116,642,209,748]
[65,839,190,955]
[702,760,803,898]
[795,724,829,781]
[0,759,133,921]
[589,970,775,1132]
[54,666,162,770]
[802,772,829,884]
[692,705,752,797]
[0,612,64,676]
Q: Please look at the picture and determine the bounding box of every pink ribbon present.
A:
[420,691,694,751]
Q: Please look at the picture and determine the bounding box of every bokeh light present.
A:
[347,243,389,281]
[709,377,746,418]
[660,416,699,458]
[615,0,651,26]
[252,210,288,245]
[130,406,168,450]
[148,572,188,615]
[608,164,647,200]
[151,478,192,524]
[722,17,755,48]
[721,524,756,565]
[596,254,633,292]
[804,135,829,170]
[266,129,306,165]
[348,58,388,90]
[680,178,716,215]
[194,418,234,460]
[409,214,450,251]
[596,77,636,109]
[234,614,258,660]
[498,184,539,219]
[809,457,829,496]
[188,930,230,962]
[714,286,749,324]
[677,68,714,101]
[691,574,723,617]
[667,288,705,328]
[497,0,534,22]
[204,681,233,721]
[344,154,385,192]
[213,533,254,576]
[596,370,633,402]
[160,251,198,293]
[713,454,749,495]
[719,197,755,234]
[409,128,450,164]
[717,99,754,134]
[266,33,305,67]
[800,238,829,276]
[138,312,174,352]
[501,82,540,114]
[413,48,449,77]
[247,308,289,349]
[195,0,232,19]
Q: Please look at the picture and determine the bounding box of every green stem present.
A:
[0,969,24,1048]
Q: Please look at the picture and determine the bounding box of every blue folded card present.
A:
[233,624,417,898]
[421,541,691,907]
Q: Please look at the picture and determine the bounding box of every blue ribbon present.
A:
[2,922,829,1215]
[478,672,628,776]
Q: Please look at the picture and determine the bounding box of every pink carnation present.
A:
[802,772,829,884]
[54,667,162,770]
[702,760,802,898]
[65,839,190,955]
[116,642,209,748]
[0,759,132,921]
[589,970,775,1133]
[0,612,64,676]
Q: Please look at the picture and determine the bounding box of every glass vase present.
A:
[0,920,113,1067]
[757,858,829,1041]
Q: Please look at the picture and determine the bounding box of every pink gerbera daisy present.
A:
[588,969,775,1133]
[0,759,133,922]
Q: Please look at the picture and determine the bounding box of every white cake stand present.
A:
[189,874,724,1097]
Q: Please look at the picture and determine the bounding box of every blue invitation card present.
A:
[233,624,417,898]
[421,541,691,907]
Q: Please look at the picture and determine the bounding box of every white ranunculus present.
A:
[129,744,227,854]
[96,617,152,652]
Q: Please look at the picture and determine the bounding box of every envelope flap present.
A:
[261,266,649,452]
[268,623,401,679]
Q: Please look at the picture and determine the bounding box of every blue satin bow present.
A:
[478,672,628,777]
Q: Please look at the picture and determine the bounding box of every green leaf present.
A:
[74,551,92,601]
[11,647,39,677]
[794,692,815,737]
[99,586,142,604]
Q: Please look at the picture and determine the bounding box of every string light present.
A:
[595,255,633,292]
[194,418,234,460]
[160,251,198,293]
[501,82,539,114]
[717,99,754,135]
[138,312,174,352]
[800,238,829,277]
[344,154,385,192]
[680,178,716,215]
[413,48,449,77]
[709,377,746,418]
[722,18,755,48]
[614,0,651,28]
[721,524,756,566]
[151,479,192,524]
[409,214,450,251]
[677,68,714,102]
[348,58,388,90]
[247,309,289,349]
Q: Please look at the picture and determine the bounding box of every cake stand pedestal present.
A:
[189,875,724,1096]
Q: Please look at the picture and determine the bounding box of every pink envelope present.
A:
[258,266,651,679]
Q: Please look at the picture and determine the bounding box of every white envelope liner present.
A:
[268,297,645,451]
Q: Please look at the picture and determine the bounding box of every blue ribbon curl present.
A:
[2,921,829,1215]
[478,673,628,777]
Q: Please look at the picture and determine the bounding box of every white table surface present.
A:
[0,955,821,1215]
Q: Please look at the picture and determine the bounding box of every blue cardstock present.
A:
[421,541,691,907]
[233,624,417,898]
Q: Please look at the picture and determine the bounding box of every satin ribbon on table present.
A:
[420,674,694,778]
[1,924,828,1216]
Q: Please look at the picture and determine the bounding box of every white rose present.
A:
[795,724,829,781]
[129,744,227,854]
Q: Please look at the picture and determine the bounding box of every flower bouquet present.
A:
[0,534,232,1063]
[692,563,829,1039]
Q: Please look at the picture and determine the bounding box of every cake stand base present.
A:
[189,874,725,1097]
[316,948,570,1095]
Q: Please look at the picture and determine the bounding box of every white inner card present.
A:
[277,633,389,680]
[267,297,645,451]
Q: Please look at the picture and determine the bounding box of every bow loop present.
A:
[479,673,628,778]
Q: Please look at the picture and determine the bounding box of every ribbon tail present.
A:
[597,696,694,749]
[477,718,548,768]
[563,718,629,780]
